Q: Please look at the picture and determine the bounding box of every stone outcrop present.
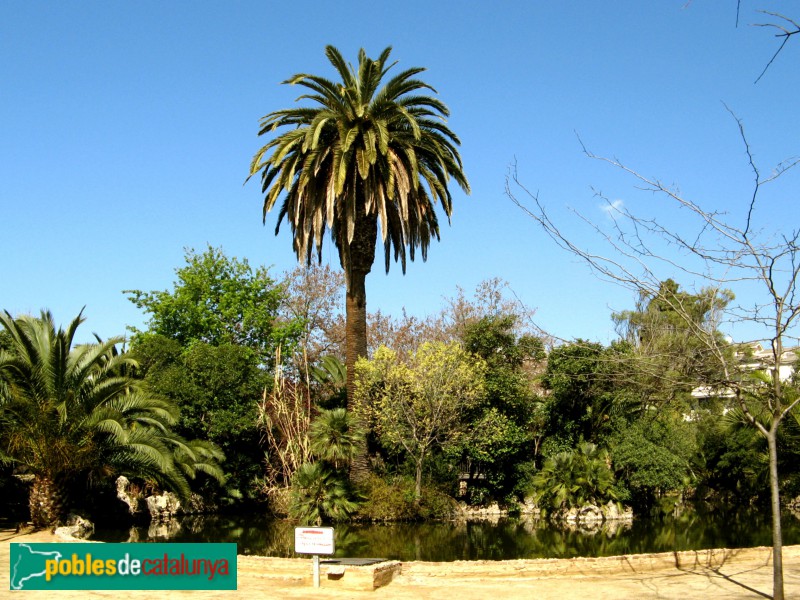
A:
[114,476,182,524]
[115,476,140,515]
[457,499,630,525]
[146,491,181,522]
[54,513,94,540]
[552,501,633,525]
[457,502,509,522]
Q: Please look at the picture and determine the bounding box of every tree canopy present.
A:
[126,245,299,362]
[355,342,484,501]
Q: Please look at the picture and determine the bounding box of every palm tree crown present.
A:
[249,44,470,274]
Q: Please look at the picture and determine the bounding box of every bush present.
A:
[531,442,617,515]
[288,462,359,525]
[356,475,458,521]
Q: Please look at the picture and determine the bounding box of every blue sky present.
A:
[2,1,798,345]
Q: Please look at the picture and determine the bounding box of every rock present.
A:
[520,498,540,517]
[115,476,140,515]
[456,502,509,522]
[603,500,633,522]
[146,491,181,522]
[577,504,604,523]
[54,513,94,540]
[550,502,633,526]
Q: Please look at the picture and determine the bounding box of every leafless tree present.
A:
[507,117,800,598]
[279,263,346,367]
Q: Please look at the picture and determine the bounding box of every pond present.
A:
[91,508,800,562]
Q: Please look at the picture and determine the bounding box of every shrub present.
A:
[531,442,617,516]
[356,474,459,521]
[288,462,359,525]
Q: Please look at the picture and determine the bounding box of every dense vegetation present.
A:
[3,248,799,529]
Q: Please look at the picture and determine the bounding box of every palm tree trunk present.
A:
[342,210,378,482]
[29,475,66,529]
[345,268,370,481]
[345,269,369,409]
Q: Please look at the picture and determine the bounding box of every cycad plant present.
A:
[0,310,224,527]
[288,408,364,524]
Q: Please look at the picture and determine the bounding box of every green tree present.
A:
[540,341,635,451]
[355,343,484,502]
[613,280,733,410]
[126,245,298,363]
[288,462,358,525]
[131,334,267,503]
[696,409,768,504]
[0,310,223,528]
[458,315,545,503]
[248,45,470,418]
[127,247,302,504]
[309,408,364,470]
[610,413,697,509]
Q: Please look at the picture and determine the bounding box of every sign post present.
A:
[294,527,335,588]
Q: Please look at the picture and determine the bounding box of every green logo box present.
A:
[10,542,237,590]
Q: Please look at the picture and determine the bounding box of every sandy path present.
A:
[2,528,799,599]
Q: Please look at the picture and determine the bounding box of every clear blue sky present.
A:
[2,1,798,345]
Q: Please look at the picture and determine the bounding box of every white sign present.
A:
[294,527,335,555]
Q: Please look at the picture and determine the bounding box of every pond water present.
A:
[91,508,800,562]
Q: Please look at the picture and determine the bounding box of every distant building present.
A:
[736,342,797,382]
[691,342,797,400]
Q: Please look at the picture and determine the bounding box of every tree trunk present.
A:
[414,458,424,504]
[767,426,784,600]
[346,267,371,481]
[29,475,66,529]
[341,209,378,483]
[345,268,369,411]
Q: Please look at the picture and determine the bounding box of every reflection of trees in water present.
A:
[92,509,800,561]
[334,522,467,561]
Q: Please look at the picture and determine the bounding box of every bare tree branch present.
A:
[753,11,800,83]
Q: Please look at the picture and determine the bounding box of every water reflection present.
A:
[91,509,800,561]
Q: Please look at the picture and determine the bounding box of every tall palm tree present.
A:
[0,310,223,528]
[248,45,469,410]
